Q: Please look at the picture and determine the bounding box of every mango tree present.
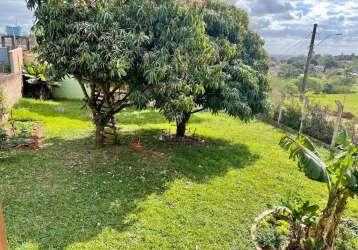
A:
[151,0,269,137]
[280,134,358,249]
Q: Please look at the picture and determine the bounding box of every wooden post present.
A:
[331,100,344,148]
[0,205,8,250]
[278,105,283,125]
[299,24,318,134]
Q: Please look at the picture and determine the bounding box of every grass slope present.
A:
[1,98,357,249]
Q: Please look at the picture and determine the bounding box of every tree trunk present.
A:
[95,122,105,148]
[325,193,349,249]
[0,205,7,250]
[176,112,191,138]
[315,192,338,241]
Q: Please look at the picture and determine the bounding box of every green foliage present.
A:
[275,192,320,249]
[23,63,50,84]
[291,76,323,94]
[279,135,331,187]
[276,192,320,223]
[279,64,304,79]
[2,63,11,73]
[273,102,335,144]
[152,0,269,136]
[29,0,224,143]
[256,214,289,248]
[336,220,358,250]
[0,121,34,149]
[323,83,353,94]
[279,133,358,247]
[0,127,7,144]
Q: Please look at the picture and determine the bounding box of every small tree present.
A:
[151,0,269,137]
[28,0,151,147]
[280,134,358,249]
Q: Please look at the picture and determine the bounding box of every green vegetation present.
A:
[280,134,358,249]
[0,120,34,149]
[1,99,357,249]
[308,86,358,117]
[23,63,60,100]
[256,214,289,249]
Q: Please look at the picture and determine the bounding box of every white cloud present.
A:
[229,0,358,55]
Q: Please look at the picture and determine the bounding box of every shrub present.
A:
[272,102,335,144]
[323,83,353,94]
[3,64,11,73]
[291,77,323,94]
[303,104,335,144]
[256,215,289,249]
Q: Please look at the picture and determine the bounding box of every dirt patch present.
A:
[159,133,205,146]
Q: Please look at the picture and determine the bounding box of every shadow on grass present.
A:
[1,129,259,249]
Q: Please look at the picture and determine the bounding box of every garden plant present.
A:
[279,133,358,249]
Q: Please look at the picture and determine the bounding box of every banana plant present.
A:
[22,64,60,99]
[279,133,358,249]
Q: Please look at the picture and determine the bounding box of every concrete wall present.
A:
[53,77,86,100]
[8,48,23,74]
[0,47,23,109]
[0,73,22,108]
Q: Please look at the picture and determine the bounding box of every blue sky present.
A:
[1,0,357,55]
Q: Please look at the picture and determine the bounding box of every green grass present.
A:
[308,86,358,117]
[1,98,357,249]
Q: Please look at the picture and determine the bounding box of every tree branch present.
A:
[190,107,206,114]
[75,75,90,102]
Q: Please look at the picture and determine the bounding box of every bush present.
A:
[323,83,353,94]
[276,102,301,130]
[303,104,335,144]
[3,64,11,73]
[256,215,289,249]
[291,77,323,94]
[335,220,358,250]
[271,102,335,144]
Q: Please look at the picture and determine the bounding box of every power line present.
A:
[316,33,343,48]
[280,33,311,55]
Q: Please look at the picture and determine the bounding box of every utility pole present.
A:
[299,24,318,134]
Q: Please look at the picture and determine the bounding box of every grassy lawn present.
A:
[1,98,357,249]
[308,86,358,117]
